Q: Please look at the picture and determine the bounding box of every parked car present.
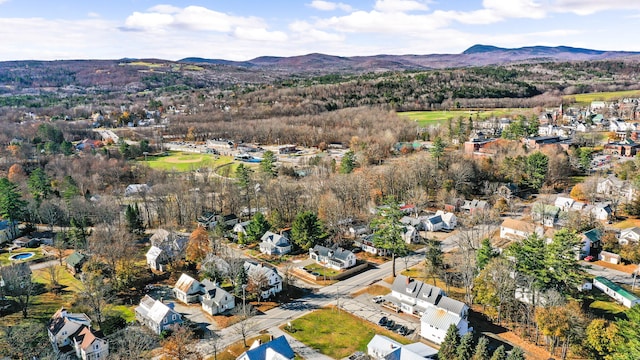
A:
[372,295,384,303]
[584,255,595,262]
[384,320,395,330]
[378,316,388,326]
[396,325,408,336]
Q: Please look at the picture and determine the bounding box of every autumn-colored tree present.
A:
[161,325,201,360]
[570,183,587,202]
[585,318,618,359]
[536,305,570,355]
[7,164,26,183]
[186,226,211,263]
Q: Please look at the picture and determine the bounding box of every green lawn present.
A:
[284,308,410,358]
[564,90,640,104]
[0,248,45,266]
[106,304,136,322]
[141,152,233,172]
[398,108,533,127]
[303,263,341,277]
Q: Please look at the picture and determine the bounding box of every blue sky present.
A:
[2,0,640,61]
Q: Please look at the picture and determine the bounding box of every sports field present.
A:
[142,151,233,172]
[398,108,533,127]
[564,89,640,104]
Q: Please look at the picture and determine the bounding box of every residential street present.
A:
[195,250,426,356]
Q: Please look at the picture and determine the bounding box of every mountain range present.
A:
[179,44,640,73]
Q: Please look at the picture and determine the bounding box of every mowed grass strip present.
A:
[285,307,410,358]
[564,89,640,104]
[398,108,533,127]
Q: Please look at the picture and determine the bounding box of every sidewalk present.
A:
[268,327,333,360]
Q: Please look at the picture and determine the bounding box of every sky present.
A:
[2,0,640,61]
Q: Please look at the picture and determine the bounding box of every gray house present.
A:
[309,245,356,270]
[259,231,292,255]
[135,295,183,335]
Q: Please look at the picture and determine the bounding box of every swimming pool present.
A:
[9,252,34,261]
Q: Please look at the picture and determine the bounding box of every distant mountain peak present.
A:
[462,45,505,54]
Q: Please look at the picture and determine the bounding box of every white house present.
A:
[200,279,235,315]
[72,326,109,360]
[135,295,183,335]
[244,261,283,299]
[309,245,356,270]
[594,276,640,308]
[554,195,575,211]
[259,231,292,255]
[499,218,541,240]
[47,308,92,354]
[619,227,640,245]
[587,203,613,221]
[435,210,457,230]
[173,273,202,304]
[423,216,443,232]
[420,306,470,345]
[233,221,251,236]
[358,235,389,256]
[367,335,438,360]
[402,225,420,244]
[146,246,169,272]
[596,175,635,202]
[124,183,150,197]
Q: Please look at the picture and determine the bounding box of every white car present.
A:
[372,295,385,303]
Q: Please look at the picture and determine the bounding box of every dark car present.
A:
[384,320,395,330]
[378,316,388,326]
[396,325,408,336]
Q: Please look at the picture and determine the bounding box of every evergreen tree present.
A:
[371,198,409,277]
[0,178,25,239]
[457,331,475,360]
[125,204,145,235]
[339,150,357,174]
[260,150,277,177]
[245,212,271,243]
[439,324,461,360]
[236,164,253,215]
[611,305,640,360]
[234,268,248,296]
[291,211,325,251]
[505,347,525,360]
[524,151,548,190]
[472,336,491,360]
[27,168,52,205]
[430,137,445,168]
[476,238,497,270]
[490,346,506,360]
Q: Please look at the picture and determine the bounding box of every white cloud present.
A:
[308,1,353,12]
[124,11,174,31]
[482,0,546,19]
[233,27,288,42]
[552,0,640,16]
[0,0,10,4]
[87,12,101,18]
[374,0,429,13]
[147,4,182,14]
[290,20,345,42]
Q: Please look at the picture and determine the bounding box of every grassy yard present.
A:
[0,248,46,266]
[141,152,233,172]
[564,90,640,104]
[612,218,640,229]
[303,263,341,277]
[398,108,533,127]
[284,307,410,359]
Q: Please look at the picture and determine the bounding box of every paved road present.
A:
[196,250,425,356]
[582,262,639,287]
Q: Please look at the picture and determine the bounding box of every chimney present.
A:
[406,277,411,285]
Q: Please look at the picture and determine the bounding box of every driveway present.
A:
[583,262,639,287]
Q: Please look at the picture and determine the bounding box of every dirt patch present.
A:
[164,156,204,164]
[591,260,637,274]
[351,284,391,297]
[498,331,553,360]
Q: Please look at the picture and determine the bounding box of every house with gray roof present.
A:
[244,261,282,299]
[420,306,470,345]
[47,307,92,355]
[309,245,356,270]
[387,275,470,344]
[200,279,235,315]
[619,227,640,245]
[173,273,202,304]
[259,231,292,255]
[135,295,183,334]
[596,174,635,202]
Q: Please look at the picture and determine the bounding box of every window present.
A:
[172,315,176,321]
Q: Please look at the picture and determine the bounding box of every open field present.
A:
[142,152,233,172]
[284,307,410,359]
[398,108,533,127]
[564,90,640,104]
